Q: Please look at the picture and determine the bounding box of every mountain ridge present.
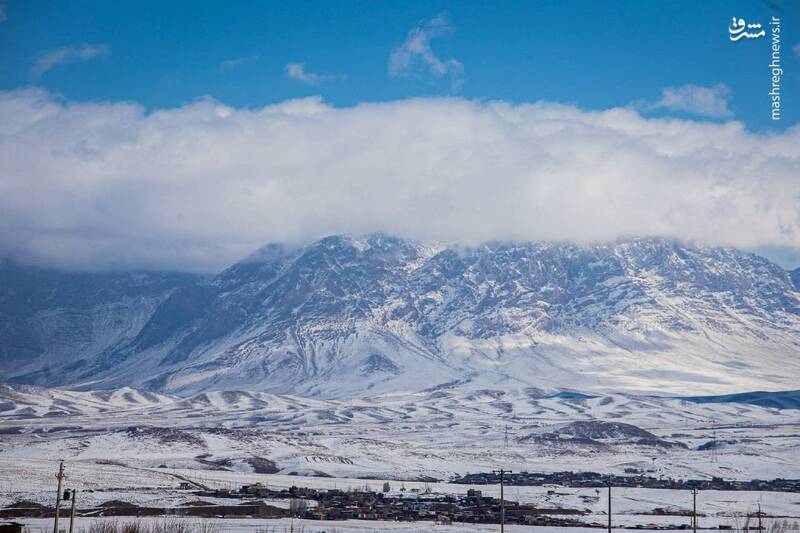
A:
[2,235,799,398]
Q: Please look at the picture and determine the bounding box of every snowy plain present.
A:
[1,384,799,533]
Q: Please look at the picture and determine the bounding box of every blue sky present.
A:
[0,1,799,272]
[1,0,797,130]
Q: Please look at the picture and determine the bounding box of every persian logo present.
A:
[728,17,765,41]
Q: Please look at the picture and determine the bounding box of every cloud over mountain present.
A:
[0,88,798,272]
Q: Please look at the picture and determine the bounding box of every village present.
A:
[0,483,594,529]
[1,469,792,532]
[452,472,800,492]
[225,482,593,526]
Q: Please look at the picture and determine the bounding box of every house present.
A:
[0,522,24,533]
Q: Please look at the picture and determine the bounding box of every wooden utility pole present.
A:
[607,476,613,533]
[757,503,763,531]
[53,460,65,533]
[691,488,698,533]
[68,489,77,533]
[493,469,512,533]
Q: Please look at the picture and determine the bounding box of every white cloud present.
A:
[285,62,343,85]
[0,88,798,273]
[220,54,260,71]
[0,1,7,23]
[793,42,800,56]
[389,13,464,89]
[649,83,732,118]
[31,44,110,78]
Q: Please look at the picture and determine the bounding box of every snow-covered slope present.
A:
[1,383,798,481]
[0,383,178,417]
[3,235,799,396]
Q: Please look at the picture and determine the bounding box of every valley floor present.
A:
[1,385,799,532]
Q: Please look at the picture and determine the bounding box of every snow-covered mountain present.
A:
[0,261,202,379]
[2,235,799,397]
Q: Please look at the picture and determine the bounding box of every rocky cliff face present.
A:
[3,235,799,397]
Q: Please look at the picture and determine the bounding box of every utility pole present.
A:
[53,460,65,533]
[607,476,613,533]
[757,503,763,531]
[493,469,512,533]
[68,489,77,533]
[711,427,718,463]
[691,488,698,533]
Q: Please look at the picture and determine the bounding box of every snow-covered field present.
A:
[1,383,798,484]
[16,518,771,533]
[1,384,799,532]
